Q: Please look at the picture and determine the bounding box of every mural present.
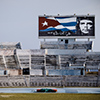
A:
[39,16,95,38]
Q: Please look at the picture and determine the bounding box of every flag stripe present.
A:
[65,26,76,30]
[54,25,65,29]
[40,28,56,32]
[56,17,76,23]
[39,27,76,32]
[54,25,75,30]
[60,22,77,26]
[46,17,57,20]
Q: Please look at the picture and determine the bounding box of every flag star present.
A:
[42,21,48,27]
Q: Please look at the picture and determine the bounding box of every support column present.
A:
[58,55,61,69]
[3,55,7,69]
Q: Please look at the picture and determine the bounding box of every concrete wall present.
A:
[0,76,30,87]
[0,75,100,87]
[46,49,86,55]
[47,69,85,75]
[41,41,92,50]
[30,75,100,87]
[8,69,19,76]
[0,70,5,75]
[30,69,42,75]
[0,70,8,75]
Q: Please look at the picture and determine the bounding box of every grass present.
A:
[0,93,100,100]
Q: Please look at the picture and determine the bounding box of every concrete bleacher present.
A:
[0,42,21,49]
[0,75,100,87]
[65,75,99,87]
[40,41,92,50]
[30,75,100,87]
[0,76,30,87]
[0,38,100,88]
[0,55,5,70]
[30,76,63,87]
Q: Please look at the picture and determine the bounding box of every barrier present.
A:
[0,75,100,87]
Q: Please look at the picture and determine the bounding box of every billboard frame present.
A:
[38,15,95,39]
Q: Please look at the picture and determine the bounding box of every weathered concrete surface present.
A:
[0,75,100,87]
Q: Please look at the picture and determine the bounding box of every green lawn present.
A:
[0,93,100,100]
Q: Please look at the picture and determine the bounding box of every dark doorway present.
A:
[81,68,83,75]
[4,70,6,75]
[61,39,63,41]
[66,62,69,67]
[23,68,30,75]
[65,40,68,44]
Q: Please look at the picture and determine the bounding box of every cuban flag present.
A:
[39,16,77,34]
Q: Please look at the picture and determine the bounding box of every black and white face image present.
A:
[79,19,93,34]
[76,17,95,36]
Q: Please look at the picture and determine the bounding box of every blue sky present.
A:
[0,0,100,51]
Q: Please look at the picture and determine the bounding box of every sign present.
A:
[39,16,95,39]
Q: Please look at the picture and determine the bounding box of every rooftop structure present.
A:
[0,42,21,50]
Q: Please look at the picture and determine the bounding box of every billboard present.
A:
[39,15,95,39]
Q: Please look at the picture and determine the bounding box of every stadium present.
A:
[0,15,100,87]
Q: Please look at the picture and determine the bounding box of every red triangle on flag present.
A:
[39,17,60,30]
